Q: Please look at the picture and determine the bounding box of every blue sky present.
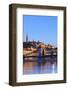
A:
[23,15,57,46]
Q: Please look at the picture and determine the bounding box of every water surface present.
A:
[23,56,57,75]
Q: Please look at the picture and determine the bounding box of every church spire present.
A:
[26,33,28,42]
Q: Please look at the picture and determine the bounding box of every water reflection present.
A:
[23,56,57,75]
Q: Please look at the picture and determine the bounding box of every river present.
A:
[23,56,57,75]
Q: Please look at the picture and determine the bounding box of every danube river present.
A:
[23,56,57,75]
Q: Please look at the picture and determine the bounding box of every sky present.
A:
[23,15,57,46]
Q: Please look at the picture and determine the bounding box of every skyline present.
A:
[23,15,57,46]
